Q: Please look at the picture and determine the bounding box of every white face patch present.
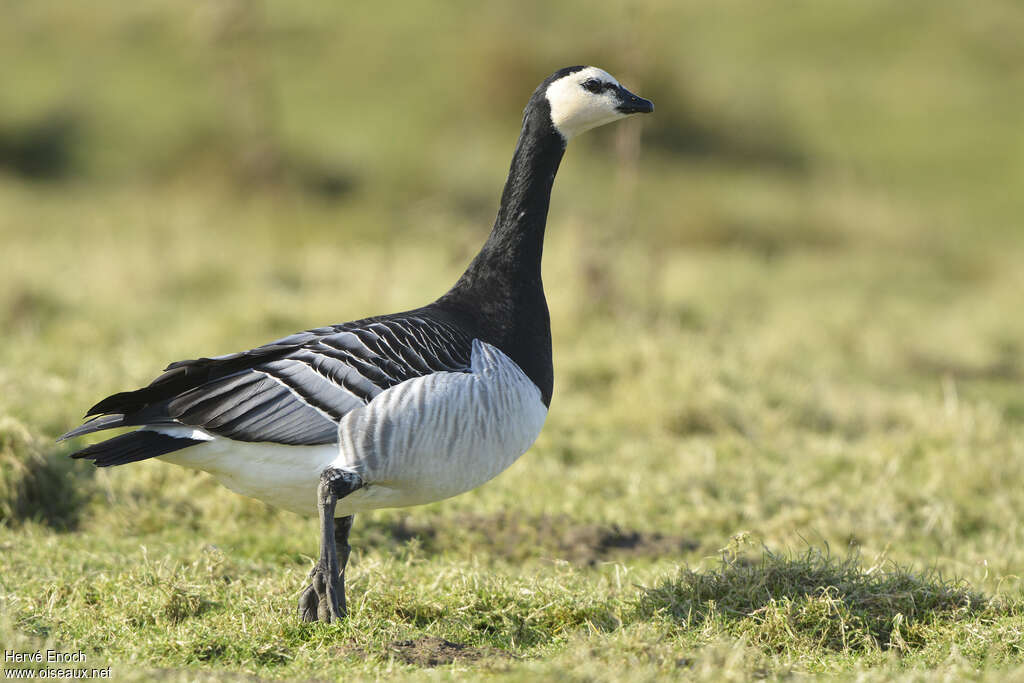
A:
[545,67,627,140]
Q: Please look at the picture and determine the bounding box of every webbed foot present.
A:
[297,579,320,622]
[298,561,346,622]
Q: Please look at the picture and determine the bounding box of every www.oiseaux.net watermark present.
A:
[4,650,110,679]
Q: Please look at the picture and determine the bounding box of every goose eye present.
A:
[581,79,605,94]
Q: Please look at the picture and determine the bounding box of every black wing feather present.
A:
[71,431,203,467]
[62,311,474,454]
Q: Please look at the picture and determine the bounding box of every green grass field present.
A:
[2,0,1023,679]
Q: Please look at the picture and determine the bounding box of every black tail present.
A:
[70,430,203,467]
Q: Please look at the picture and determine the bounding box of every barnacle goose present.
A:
[61,66,653,622]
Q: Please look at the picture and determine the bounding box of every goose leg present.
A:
[298,515,355,622]
[298,468,362,622]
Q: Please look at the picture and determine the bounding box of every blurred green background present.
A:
[1,0,1023,677]
[2,0,1021,422]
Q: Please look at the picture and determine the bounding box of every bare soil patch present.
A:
[367,512,697,566]
[387,636,511,667]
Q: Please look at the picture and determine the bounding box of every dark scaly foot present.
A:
[298,468,361,622]
[297,581,319,622]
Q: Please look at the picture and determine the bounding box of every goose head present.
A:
[542,66,654,140]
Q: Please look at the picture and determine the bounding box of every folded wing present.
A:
[62,313,474,459]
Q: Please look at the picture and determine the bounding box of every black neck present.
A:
[448,101,565,295]
[435,95,566,405]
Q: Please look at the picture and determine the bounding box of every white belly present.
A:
[157,340,547,517]
[159,433,337,515]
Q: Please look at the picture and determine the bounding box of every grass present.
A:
[2,0,1024,679]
